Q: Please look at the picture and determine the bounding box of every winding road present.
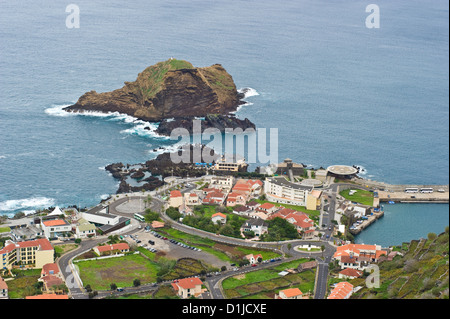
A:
[58,177,343,299]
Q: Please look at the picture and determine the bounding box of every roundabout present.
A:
[293,244,322,253]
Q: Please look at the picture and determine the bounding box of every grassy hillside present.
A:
[350,229,449,299]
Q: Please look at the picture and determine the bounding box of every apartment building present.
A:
[0,238,54,271]
[264,177,313,207]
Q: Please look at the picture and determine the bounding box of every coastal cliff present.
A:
[64,59,245,122]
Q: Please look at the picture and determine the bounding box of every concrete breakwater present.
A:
[348,210,385,235]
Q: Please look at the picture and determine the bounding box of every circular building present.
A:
[327,165,358,178]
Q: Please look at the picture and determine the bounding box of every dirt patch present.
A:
[214,243,245,259]
[233,274,246,280]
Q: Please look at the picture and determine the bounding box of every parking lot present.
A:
[123,227,230,269]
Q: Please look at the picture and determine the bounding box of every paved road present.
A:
[57,237,109,299]
[59,177,340,299]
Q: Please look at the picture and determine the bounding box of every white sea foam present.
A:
[0,197,56,212]
[120,121,168,139]
[45,104,121,118]
[355,165,367,176]
[44,104,75,117]
[0,155,6,159]
[146,141,184,157]
[232,88,259,114]
[238,87,260,99]
[45,104,170,140]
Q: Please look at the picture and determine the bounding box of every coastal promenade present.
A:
[377,190,449,203]
[341,178,449,204]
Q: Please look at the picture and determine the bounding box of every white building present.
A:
[264,177,313,207]
[75,218,97,238]
[211,213,227,225]
[82,205,120,226]
[40,219,72,239]
[240,218,268,237]
[210,176,235,191]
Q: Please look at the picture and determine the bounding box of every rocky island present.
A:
[64,59,255,133]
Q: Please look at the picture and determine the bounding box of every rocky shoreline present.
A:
[105,145,221,194]
[155,113,256,136]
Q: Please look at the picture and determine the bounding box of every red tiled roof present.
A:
[42,263,60,276]
[327,282,353,299]
[212,213,227,219]
[339,268,362,278]
[41,275,63,287]
[0,277,7,290]
[170,190,182,198]
[258,203,275,210]
[42,219,67,227]
[95,243,129,253]
[176,277,203,289]
[0,238,53,255]
[281,288,302,298]
[333,244,385,260]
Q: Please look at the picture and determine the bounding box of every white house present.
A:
[240,218,268,237]
[40,219,72,238]
[171,277,204,299]
[75,218,96,238]
[211,213,227,224]
[245,253,262,264]
[276,288,303,299]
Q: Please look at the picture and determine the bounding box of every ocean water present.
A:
[355,203,449,247]
[0,1,448,244]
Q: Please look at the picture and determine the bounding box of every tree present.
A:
[133,278,141,287]
[145,210,160,222]
[427,232,437,241]
[166,207,182,221]
[110,283,117,291]
[321,245,325,257]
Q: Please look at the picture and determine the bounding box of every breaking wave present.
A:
[45,104,169,139]
[0,197,56,213]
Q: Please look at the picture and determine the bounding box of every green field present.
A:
[0,226,11,233]
[339,189,374,206]
[157,228,282,263]
[76,254,161,290]
[5,268,42,299]
[222,258,316,299]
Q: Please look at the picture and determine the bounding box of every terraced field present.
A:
[350,230,449,299]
